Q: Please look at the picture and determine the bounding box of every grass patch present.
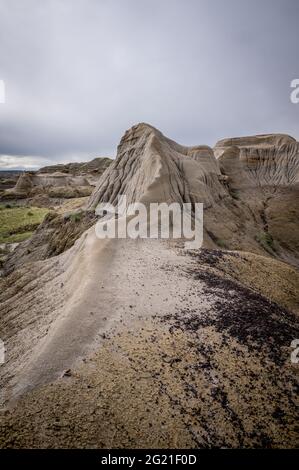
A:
[68,211,84,223]
[0,202,21,210]
[255,231,276,254]
[0,206,49,243]
[2,231,34,243]
[230,189,240,200]
[215,238,228,249]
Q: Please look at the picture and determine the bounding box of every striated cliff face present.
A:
[89,126,299,207]
[215,134,299,188]
[4,124,299,272]
[88,124,299,266]
[88,123,226,210]
[213,134,299,265]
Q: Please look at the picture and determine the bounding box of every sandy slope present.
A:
[1,233,209,403]
[0,234,298,447]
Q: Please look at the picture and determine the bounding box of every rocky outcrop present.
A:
[38,157,112,184]
[214,134,299,188]
[88,124,299,266]
[0,124,298,449]
[4,125,299,272]
[211,134,299,265]
[88,123,226,209]
[89,128,299,210]
[1,157,112,201]
[3,209,98,274]
[2,172,93,200]
[0,171,21,192]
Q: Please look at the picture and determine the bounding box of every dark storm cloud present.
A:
[0,0,298,168]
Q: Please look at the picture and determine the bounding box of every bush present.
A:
[216,238,228,249]
[230,189,240,200]
[69,211,83,223]
[255,231,276,253]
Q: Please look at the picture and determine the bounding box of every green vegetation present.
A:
[255,231,276,254]
[216,238,228,249]
[0,205,49,243]
[68,211,84,223]
[230,189,240,200]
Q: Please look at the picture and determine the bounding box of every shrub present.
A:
[216,238,228,249]
[69,211,83,223]
[255,231,276,253]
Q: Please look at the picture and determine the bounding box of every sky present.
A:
[0,0,298,169]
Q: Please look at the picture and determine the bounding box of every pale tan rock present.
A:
[88,123,226,210]
[0,124,298,449]
[214,133,299,187]
[1,157,112,200]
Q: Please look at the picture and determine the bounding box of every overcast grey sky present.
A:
[0,0,298,169]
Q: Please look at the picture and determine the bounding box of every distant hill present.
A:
[38,157,112,177]
[0,170,22,191]
[0,157,112,201]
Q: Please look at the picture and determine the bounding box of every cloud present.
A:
[0,0,298,169]
[0,155,52,170]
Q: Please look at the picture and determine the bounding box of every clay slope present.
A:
[1,237,298,448]
[0,123,298,448]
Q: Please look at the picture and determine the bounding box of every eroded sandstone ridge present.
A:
[89,124,299,265]
[88,123,226,209]
[0,124,298,448]
[1,156,112,201]
[214,134,299,187]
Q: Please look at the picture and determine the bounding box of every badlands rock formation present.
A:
[1,157,112,201]
[0,124,298,448]
[214,134,299,266]
[2,171,92,199]
[214,134,299,187]
[0,171,21,192]
[38,157,112,184]
[89,124,299,266]
[88,124,226,209]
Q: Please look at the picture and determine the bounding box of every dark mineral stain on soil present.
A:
[177,250,299,366]
[154,249,299,448]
